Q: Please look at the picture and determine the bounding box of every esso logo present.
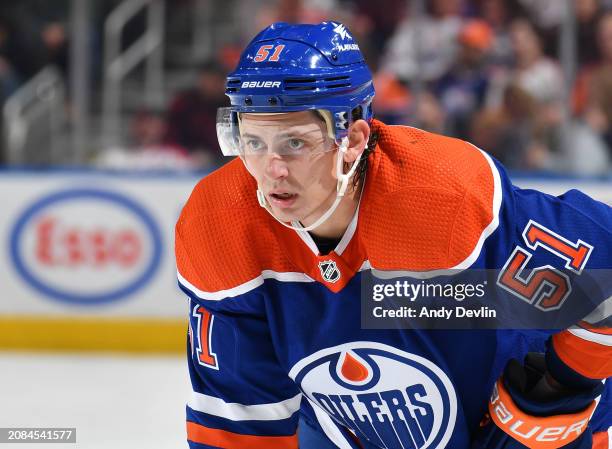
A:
[290,342,457,449]
[10,188,162,305]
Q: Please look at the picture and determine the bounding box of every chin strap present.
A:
[256,137,362,232]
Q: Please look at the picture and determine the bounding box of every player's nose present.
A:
[264,154,289,180]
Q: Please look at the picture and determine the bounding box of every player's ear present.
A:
[344,119,370,164]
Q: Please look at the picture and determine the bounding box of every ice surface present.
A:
[0,352,189,448]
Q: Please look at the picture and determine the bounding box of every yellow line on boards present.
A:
[0,316,187,354]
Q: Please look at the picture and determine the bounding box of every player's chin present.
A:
[268,202,301,222]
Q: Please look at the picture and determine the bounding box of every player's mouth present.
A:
[268,192,298,209]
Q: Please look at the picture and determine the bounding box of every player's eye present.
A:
[284,138,305,152]
[244,139,266,153]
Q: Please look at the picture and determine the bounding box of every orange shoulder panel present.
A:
[175,158,299,294]
[552,329,612,379]
[360,120,496,271]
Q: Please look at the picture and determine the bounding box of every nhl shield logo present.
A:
[318,260,341,283]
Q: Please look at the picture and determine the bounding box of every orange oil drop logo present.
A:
[339,351,369,383]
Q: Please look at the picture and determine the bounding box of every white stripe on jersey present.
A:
[569,328,612,346]
[178,269,314,301]
[583,296,612,326]
[188,391,302,421]
[453,146,502,270]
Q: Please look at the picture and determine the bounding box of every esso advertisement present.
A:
[10,188,162,305]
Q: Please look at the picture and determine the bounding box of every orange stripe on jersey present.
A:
[578,321,612,335]
[186,421,298,449]
[592,430,610,449]
[553,330,612,379]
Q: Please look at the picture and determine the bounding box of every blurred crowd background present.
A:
[1,0,612,176]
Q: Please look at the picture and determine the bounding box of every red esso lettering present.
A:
[65,228,84,265]
[91,229,109,265]
[36,217,55,264]
[35,216,142,268]
[111,230,141,267]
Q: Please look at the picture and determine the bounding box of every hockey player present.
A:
[175,22,612,448]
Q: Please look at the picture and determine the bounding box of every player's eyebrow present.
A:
[241,130,314,140]
[275,130,310,139]
[240,133,264,140]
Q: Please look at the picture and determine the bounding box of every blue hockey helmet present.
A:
[217,21,375,156]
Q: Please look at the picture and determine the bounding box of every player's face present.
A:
[240,111,340,225]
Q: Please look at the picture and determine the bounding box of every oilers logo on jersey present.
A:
[290,342,458,449]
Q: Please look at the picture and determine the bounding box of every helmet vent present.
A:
[226,78,242,93]
[323,75,350,89]
[326,83,351,89]
[284,77,317,91]
[324,76,349,82]
[283,75,352,91]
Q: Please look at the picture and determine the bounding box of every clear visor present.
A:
[216,107,337,157]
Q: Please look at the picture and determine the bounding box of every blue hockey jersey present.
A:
[175,120,612,449]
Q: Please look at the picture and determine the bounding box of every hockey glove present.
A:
[472,353,603,449]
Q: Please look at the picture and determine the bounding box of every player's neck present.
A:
[306,186,360,240]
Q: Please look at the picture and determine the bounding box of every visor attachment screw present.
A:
[268,97,277,105]
[245,97,253,105]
